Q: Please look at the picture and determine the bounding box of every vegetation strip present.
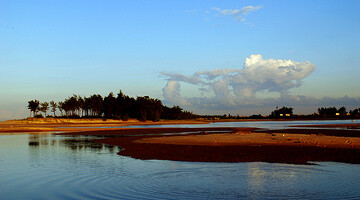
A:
[26,90,360,121]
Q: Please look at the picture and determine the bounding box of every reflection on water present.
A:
[28,134,120,153]
[0,133,360,199]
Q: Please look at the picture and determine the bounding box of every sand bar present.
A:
[91,128,360,164]
[2,118,360,164]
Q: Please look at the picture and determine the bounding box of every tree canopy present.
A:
[27,90,197,121]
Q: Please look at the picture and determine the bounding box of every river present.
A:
[1,120,359,199]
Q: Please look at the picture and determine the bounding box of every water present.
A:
[61,119,360,130]
[1,132,360,199]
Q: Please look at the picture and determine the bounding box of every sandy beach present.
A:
[0,118,208,133]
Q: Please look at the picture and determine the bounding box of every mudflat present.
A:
[2,118,360,164]
[134,132,360,148]
[91,128,360,164]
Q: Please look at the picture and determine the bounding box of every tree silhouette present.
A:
[270,107,293,118]
[350,108,359,116]
[27,100,40,117]
[338,106,347,116]
[50,101,57,117]
[78,96,85,117]
[318,106,347,117]
[58,102,64,116]
[103,92,117,118]
[27,90,197,120]
[40,102,49,117]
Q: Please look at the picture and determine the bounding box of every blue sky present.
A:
[1,0,360,120]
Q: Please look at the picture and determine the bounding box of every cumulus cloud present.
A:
[228,54,316,98]
[162,54,321,111]
[212,5,263,22]
[162,80,191,106]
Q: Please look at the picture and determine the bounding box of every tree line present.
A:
[270,106,359,119]
[27,92,360,120]
[203,106,360,120]
[27,90,197,121]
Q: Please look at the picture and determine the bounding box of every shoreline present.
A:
[2,118,359,133]
[92,130,360,165]
[0,118,209,133]
[60,127,360,165]
[2,118,360,164]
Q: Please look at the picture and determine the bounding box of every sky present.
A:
[1,0,360,121]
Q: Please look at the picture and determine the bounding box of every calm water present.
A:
[1,120,360,199]
[64,119,360,130]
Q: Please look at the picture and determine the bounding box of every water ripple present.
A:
[1,134,360,200]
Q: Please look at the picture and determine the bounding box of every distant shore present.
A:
[1,117,359,133]
[2,118,360,164]
[0,118,208,133]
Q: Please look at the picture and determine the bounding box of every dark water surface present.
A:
[1,121,360,199]
[63,119,360,130]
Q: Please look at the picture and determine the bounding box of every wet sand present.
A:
[89,128,360,164]
[134,132,360,148]
[2,118,360,164]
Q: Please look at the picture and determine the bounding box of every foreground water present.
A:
[2,120,360,199]
[1,131,360,200]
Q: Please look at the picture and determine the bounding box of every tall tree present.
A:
[78,96,85,117]
[58,102,64,116]
[103,92,117,118]
[40,102,49,117]
[27,100,40,117]
[50,101,57,117]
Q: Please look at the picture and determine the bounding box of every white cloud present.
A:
[162,80,191,106]
[162,54,320,111]
[229,54,316,97]
[212,79,236,106]
[212,5,263,22]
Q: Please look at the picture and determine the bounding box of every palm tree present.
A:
[27,100,40,117]
[40,102,49,117]
[58,102,64,116]
[50,101,57,117]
